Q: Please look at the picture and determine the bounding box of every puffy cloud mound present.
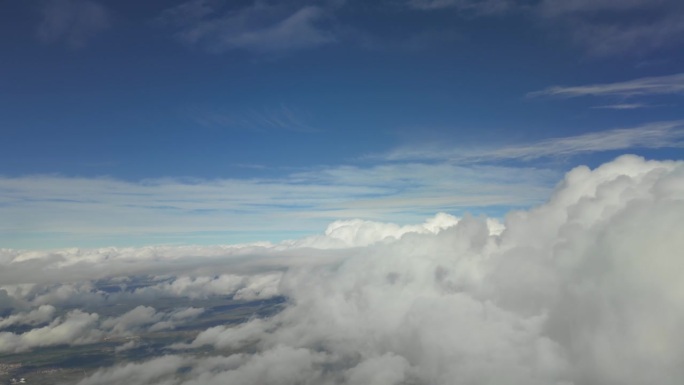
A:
[287,212,463,248]
[0,304,55,329]
[0,304,208,353]
[63,155,684,385]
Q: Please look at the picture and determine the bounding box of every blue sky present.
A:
[1,0,683,249]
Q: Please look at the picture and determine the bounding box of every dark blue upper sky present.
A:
[1,0,683,248]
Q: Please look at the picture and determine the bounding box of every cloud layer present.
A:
[1,155,683,384]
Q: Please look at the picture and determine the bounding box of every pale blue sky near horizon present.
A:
[1,0,683,249]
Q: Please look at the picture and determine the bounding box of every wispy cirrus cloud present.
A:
[590,103,651,110]
[191,104,321,133]
[407,0,512,14]
[407,0,684,56]
[383,121,684,162]
[0,162,556,249]
[529,73,684,99]
[482,121,684,160]
[537,0,684,56]
[36,0,111,48]
[564,15,684,57]
[4,119,682,248]
[156,0,337,54]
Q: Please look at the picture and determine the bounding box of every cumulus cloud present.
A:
[36,0,111,48]
[169,307,205,321]
[0,303,208,353]
[0,155,682,383]
[75,355,187,385]
[135,274,283,301]
[101,306,164,336]
[0,309,101,353]
[0,305,55,329]
[99,306,204,335]
[284,212,500,249]
[55,154,684,385]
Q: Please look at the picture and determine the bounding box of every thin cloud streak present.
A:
[529,73,684,98]
[407,0,512,14]
[191,104,321,133]
[486,121,684,161]
[590,103,651,110]
[383,121,684,162]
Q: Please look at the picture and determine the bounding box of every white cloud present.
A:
[0,305,55,329]
[135,274,282,301]
[114,339,140,353]
[176,154,684,385]
[0,310,101,353]
[36,0,111,48]
[170,307,205,321]
[0,303,209,353]
[345,353,410,385]
[75,355,187,385]
[30,282,105,307]
[529,73,684,98]
[184,346,327,385]
[60,155,684,384]
[284,212,499,249]
[3,155,684,384]
[101,306,164,336]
